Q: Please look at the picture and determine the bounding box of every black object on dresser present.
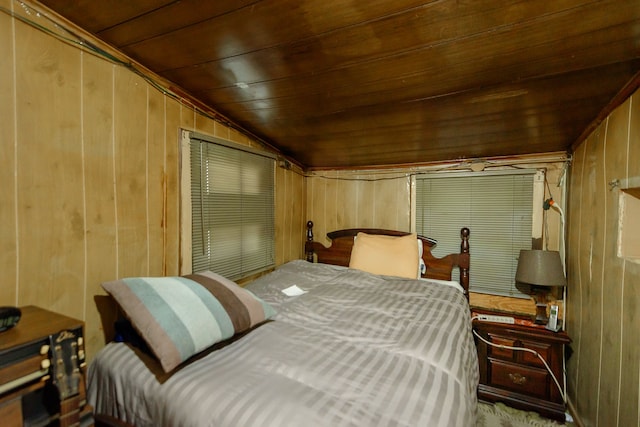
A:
[473,316,571,422]
[0,305,93,427]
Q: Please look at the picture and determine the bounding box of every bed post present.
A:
[459,227,470,298]
[305,221,314,262]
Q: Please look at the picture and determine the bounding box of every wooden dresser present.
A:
[0,306,93,426]
[473,316,571,421]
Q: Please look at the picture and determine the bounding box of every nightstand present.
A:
[473,316,571,422]
[0,306,93,426]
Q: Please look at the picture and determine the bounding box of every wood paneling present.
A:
[597,99,629,426]
[114,0,433,71]
[573,123,606,424]
[81,53,117,355]
[306,164,565,316]
[0,8,305,362]
[96,1,257,46]
[38,0,176,34]
[15,16,84,317]
[36,0,640,169]
[163,97,182,277]
[618,93,640,427]
[620,259,640,427]
[114,68,149,278]
[4,6,640,427]
[0,0,17,305]
[275,166,306,265]
[159,1,633,92]
[306,171,412,247]
[567,88,640,427]
[194,110,216,136]
[147,87,168,276]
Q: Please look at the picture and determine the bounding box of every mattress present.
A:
[88,260,478,427]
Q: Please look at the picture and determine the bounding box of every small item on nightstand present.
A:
[477,314,515,324]
[0,306,21,332]
[546,304,561,332]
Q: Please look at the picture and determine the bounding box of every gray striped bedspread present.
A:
[88,260,478,427]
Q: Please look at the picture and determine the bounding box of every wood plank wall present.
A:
[8,5,638,426]
[306,164,567,316]
[276,166,307,265]
[566,88,640,427]
[306,170,412,247]
[0,0,305,361]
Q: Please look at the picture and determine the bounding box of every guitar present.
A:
[47,328,89,427]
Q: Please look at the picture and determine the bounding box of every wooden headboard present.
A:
[304,221,470,298]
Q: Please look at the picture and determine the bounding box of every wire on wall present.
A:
[307,157,571,181]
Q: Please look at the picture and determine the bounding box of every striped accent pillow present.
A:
[102,271,276,372]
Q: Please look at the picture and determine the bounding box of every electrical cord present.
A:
[471,316,566,403]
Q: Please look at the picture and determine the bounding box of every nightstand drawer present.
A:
[490,359,549,399]
[521,340,552,367]
[486,333,553,368]
[487,334,516,360]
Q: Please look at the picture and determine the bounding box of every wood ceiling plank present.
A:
[169,23,638,138]
[231,66,632,168]
[38,0,176,33]
[264,116,578,150]
[119,0,436,71]
[271,106,592,142]
[36,0,640,169]
[97,0,260,47]
[159,0,634,91]
[211,62,637,131]
[215,24,635,101]
[295,132,573,167]
[190,38,638,123]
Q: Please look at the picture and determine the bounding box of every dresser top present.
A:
[0,306,83,352]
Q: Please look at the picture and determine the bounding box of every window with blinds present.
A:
[415,171,536,297]
[190,136,275,280]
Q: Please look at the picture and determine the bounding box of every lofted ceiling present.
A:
[38,0,640,169]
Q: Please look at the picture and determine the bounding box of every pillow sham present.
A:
[349,232,421,279]
[102,271,276,372]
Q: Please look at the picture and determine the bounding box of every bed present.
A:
[88,223,477,427]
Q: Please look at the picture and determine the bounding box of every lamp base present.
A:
[533,291,549,325]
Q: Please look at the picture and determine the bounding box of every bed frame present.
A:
[304,221,470,298]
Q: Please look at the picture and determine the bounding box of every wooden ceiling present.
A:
[38,0,640,169]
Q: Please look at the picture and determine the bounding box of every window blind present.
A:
[415,172,535,297]
[190,137,275,280]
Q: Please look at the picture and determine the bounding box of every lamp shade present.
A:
[515,250,566,288]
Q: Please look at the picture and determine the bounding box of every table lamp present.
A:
[515,249,566,325]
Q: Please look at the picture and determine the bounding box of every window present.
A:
[415,171,539,297]
[190,134,275,280]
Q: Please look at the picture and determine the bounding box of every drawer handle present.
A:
[508,373,527,385]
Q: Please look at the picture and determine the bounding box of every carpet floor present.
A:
[477,402,575,427]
